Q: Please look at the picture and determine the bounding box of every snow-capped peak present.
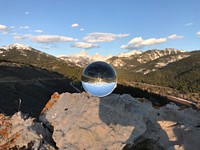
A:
[117,50,142,57]
[57,51,113,67]
[8,44,32,51]
[72,50,90,58]
[0,44,32,51]
[92,53,103,60]
[69,50,111,61]
[164,48,185,53]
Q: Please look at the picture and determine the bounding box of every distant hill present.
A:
[144,50,200,93]
[111,49,200,93]
[107,48,189,74]
[0,44,82,81]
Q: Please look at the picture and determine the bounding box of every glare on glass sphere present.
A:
[81,61,117,97]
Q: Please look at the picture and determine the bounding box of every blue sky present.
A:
[0,0,200,56]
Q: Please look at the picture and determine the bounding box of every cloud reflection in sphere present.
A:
[81,61,117,97]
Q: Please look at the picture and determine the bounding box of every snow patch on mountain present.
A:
[0,44,32,54]
[58,50,112,67]
[155,54,190,68]
[117,50,142,57]
[136,49,186,64]
[70,50,112,61]
[71,50,89,57]
[111,59,126,67]
[9,44,32,50]
[0,46,9,51]
[5,44,32,51]
[20,53,27,57]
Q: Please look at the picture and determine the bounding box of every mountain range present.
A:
[57,47,200,93]
[58,48,190,74]
[0,44,200,93]
[58,50,112,67]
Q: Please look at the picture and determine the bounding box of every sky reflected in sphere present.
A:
[81,61,117,97]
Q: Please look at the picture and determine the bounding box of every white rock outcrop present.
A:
[40,92,200,150]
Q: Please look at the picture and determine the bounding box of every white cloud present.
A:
[83,32,129,43]
[71,42,99,49]
[20,26,30,29]
[128,37,143,45]
[14,34,31,41]
[34,30,43,33]
[0,24,7,31]
[31,35,75,43]
[38,45,57,50]
[116,33,130,38]
[139,38,166,46]
[168,34,183,39]
[121,36,167,49]
[14,36,26,40]
[120,45,129,49]
[10,26,15,29]
[25,12,29,15]
[71,23,79,28]
[196,31,200,37]
[25,26,30,29]
[80,28,84,31]
[121,33,184,50]
[184,22,194,26]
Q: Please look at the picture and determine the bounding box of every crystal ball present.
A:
[81,61,117,97]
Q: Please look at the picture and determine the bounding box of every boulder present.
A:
[40,92,200,150]
[0,112,54,149]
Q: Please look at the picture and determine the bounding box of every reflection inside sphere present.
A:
[81,61,117,97]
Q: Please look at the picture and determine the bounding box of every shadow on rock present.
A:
[99,94,200,150]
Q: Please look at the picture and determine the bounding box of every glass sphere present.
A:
[81,61,117,97]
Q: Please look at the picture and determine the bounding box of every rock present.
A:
[40,92,200,150]
[1,92,200,149]
[0,112,54,149]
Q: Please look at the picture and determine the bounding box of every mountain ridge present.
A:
[0,44,199,93]
[57,47,189,70]
[0,44,82,81]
